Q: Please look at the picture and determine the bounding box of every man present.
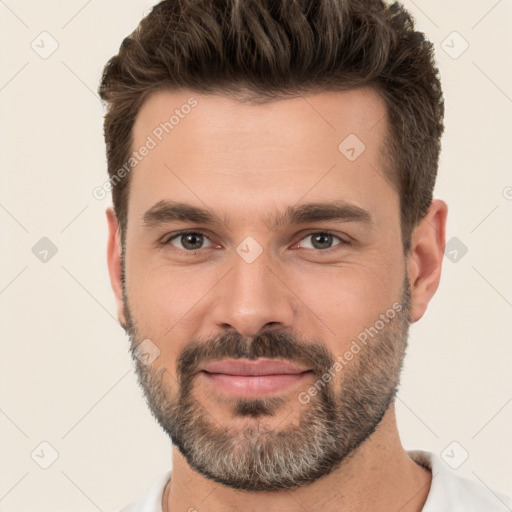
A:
[99,0,512,510]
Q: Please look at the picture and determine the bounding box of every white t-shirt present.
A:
[116,450,512,512]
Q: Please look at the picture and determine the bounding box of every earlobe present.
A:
[106,207,127,327]
[406,199,448,323]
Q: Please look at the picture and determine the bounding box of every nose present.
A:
[210,249,296,337]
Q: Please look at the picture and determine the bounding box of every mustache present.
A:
[177,330,335,380]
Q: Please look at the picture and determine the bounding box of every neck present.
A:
[163,404,431,512]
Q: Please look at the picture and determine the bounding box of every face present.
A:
[113,87,414,491]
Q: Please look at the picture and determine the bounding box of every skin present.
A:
[106,86,447,511]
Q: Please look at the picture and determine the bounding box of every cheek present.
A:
[124,256,217,368]
[293,255,404,352]
[125,248,198,324]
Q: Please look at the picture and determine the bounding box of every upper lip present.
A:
[201,358,310,376]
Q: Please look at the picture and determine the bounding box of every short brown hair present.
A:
[99,0,444,254]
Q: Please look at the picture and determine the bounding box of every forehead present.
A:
[133,87,388,153]
[128,87,395,227]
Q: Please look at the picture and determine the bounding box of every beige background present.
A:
[1,1,511,510]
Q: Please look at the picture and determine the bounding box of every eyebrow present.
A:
[141,199,373,230]
[268,200,373,230]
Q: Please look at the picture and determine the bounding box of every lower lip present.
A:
[200,371,312,397]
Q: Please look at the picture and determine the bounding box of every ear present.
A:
[106,206,127,327]
[406,199,448,323]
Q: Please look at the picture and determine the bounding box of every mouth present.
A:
[199,358,313,397]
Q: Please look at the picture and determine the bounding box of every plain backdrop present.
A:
[1,1,511,510]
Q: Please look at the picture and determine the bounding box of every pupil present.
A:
[313,233,332,249]
[183,233,202,250]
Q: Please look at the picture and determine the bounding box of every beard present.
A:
[121,275,412,492]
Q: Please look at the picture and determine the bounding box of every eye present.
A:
[166,231,213,251]
[296,232,346,250]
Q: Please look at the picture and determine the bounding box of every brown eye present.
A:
[168,232,212,251]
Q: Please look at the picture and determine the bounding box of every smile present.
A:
[199,358,313,397]
[200,371,313,397]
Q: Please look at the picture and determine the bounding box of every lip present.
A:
[202,358,310,376]
[200,358,313,397]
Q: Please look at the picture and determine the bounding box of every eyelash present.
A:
[161,230,350,253]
